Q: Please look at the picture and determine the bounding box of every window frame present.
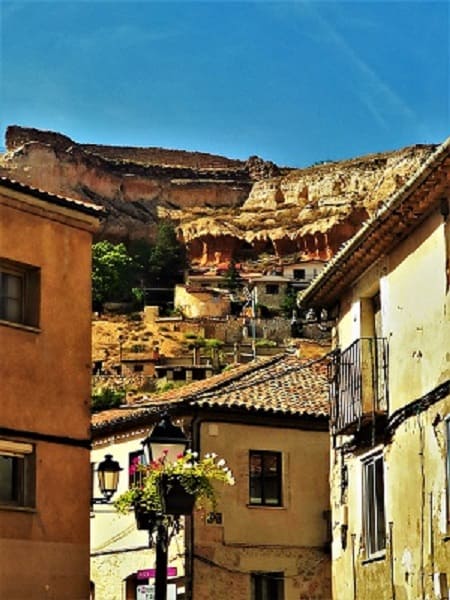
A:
[0,439,36,509]
[293,268,306,281]
[0,259,40,329]
[249,450,282,507]
[128,449,145,488]
[251,571,284,600]
[264,284,279,295]
[362,451,386,558]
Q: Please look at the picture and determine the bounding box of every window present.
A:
[129,450,145,488]
[293,269,306,280]
[265,284,279,295]
[249,451,282,506]
[251,572,284,600]
[362,452,386,556]
[0,260,40,327]
[0,439,35,508]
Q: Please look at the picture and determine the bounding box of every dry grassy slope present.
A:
[92,313,329,375]
[92,314,192,371]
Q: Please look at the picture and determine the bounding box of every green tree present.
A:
[128,239,153,283]
[223,258,241,291]
[148,221,187,286]
[280,286,298,318]
[92,241,134,307]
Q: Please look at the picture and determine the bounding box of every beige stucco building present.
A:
[91,353,332,600]
[0,177,102,598]
[300,137,450,599]
[174,283,231,318]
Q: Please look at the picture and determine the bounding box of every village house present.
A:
[299,137,450,599]
[174,283,231,319]
[91,352,332,600]
[0,177,102,598]
[282,260,326,292]
[247,274,292,314]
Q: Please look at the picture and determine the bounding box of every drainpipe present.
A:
[351,533,357,600]
[418,413,426,598]
[389,521,396,600]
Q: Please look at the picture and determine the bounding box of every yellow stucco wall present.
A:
[193,420,332,599]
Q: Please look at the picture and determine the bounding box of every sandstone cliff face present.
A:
[0,126,437,266]
[170,145,437,264]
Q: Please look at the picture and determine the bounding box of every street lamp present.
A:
[142,413,189,465]
[141,414,189,600]
[92,454,122,504]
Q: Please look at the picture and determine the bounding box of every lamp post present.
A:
[141,413,189,600]
[92,454,122,504]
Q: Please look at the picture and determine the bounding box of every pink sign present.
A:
[137,567,178,580]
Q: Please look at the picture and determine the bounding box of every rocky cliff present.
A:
[0,125,437,267]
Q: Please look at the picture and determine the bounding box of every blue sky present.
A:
[1,1,448,167]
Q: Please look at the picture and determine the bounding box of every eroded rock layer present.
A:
[0,126,437,265]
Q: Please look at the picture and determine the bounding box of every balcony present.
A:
[328,338,388,434]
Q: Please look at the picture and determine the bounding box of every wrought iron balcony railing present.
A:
[328,338,388,434]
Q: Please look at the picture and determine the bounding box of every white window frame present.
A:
[362,450,386,558]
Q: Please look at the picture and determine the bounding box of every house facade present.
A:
[300,138,450,599]
[91,353,332,600]
[282,260,326,291]
[174,284,231,318]
[0,177,102,598]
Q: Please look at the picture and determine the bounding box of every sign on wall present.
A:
[136,583,176,600]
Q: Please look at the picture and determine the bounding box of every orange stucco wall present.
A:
[0,190,97,599]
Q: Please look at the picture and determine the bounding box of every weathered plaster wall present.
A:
[331,205,450,599]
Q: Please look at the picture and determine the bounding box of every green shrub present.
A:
[204,338,224,349]
[91,388,125,413]
[254,339,277,348]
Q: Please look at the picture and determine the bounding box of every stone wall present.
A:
[193,546,331,600]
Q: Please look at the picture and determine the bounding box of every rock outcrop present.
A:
[0,125,437,266]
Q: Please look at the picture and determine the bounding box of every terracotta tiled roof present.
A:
[0,176,104,217]
[299,136,450,308]
[91,353,329,431]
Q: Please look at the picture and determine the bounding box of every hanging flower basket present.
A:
[114,450,235,522]
[159,476,196,516]
[133,505,157,530]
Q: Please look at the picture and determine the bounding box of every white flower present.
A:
[217,459,226,467]
[183,462,193,469]
[191,451,198,458]
[226,473,236,485]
